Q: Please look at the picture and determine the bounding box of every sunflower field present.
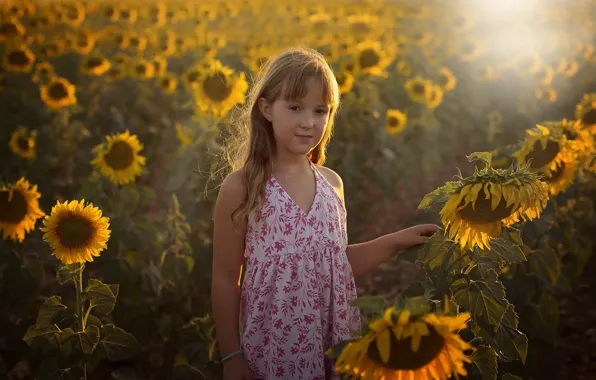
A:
[1,0,596,379]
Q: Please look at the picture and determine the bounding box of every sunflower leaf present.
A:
[36,296,67,328]
[467,152,493,168]
[60,325,100,357]
[478,238,526,265]
[450,269,507,327]
[351,295,387,318]
[83,279,119,315]
[418,181,460,209]
[473,303,528,364]
[528,293,559,343]
[469,345,498,380]
[97,324,142,362]
[23,324,62,351]
[527,246,560,285]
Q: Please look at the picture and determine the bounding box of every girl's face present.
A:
[259,77,331,158]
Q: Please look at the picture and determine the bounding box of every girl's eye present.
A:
[289,106,300,111]
[317,109,329,115]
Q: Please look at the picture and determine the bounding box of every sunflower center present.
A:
[412,83,425,95]
[0,21,19,37]
[388,116,399,127]
[17,136,30,151]
[135,64,147,76]
[8,50,30,66]
[0,190,28,224]
[563,128,578,140]
[202,72,232,102]
[458,189,517,223]
[48,82,68,100]
[104,140,134,170]
[366,324,445,370]
[336,73,346,86]
[85,57,104,69]
[526,139,560,169]
[582,109,596,126]
[359,49,380,70]
[56,215,95,248]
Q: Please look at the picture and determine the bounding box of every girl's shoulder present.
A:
[315,165,345,205]
[219,169,247,202]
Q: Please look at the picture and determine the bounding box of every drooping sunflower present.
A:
[3,44,35,73]
[193,59,248,117]
[437,67,457,91]
[385,109,407,135]
[81,54,111,76]
[9,126,36,159]
[514,124,575,176]
[334,307,473,380]
[91,130,146,185]
[544,119,595,161]
[422,153,549,251]
[40,200,110,265]
[0,177,45,242]
[575,93,596,129]
[542,161,578,196]
[405,76,431,104]
[352,40,395,77]
[40,76,77,110]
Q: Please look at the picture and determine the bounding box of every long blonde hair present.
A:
[224,46,340,228]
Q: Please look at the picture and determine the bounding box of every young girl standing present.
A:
[211,47,439,380]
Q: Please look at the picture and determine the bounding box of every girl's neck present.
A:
[271,155,311,179]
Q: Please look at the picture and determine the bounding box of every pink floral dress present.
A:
[240,161,361,380]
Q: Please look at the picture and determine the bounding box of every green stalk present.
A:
[75,263,88,380]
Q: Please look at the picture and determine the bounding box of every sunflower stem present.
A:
[75,263,88,380]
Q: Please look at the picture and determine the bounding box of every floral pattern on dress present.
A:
[240,162,361,380]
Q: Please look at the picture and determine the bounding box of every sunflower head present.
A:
[9,126,36,159]
[40,77,77,110]
[3,44,35,73]
[438,67,457,91]
[193,59,248,117]
[81,54,111,76]
[405,76,431,104]
[0,177,45,242]
[353,40,394,77]
[91,130,146,185]
[334,305,473,379]
[575,93,596,129]
[0,17,26,41]
[385,109,407,135]
[514,124,576,175]
[40,200,110,265]
[421,152,549,251]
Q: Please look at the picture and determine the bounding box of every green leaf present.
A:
[474,303,528,363]
[36,296,67,327]
[469,345,498,380]
[467,152,493,168]
[473,257,501,276]
[418,181,460,209]
[527,247,560,285]
[60,325,100,357]
[56,263,84,285]
[451,269,507,326]
[529,293,559,343]
[98,324,142,361]
[83,279,119,315]
[502,374,522,380]
[351,295,386,318]
[414,231,471,272]
[478,238,526,265]
[23,324,62,351]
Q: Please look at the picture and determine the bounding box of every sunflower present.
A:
[458,39,482,61]
[385,109,407,135]
[81,54,111,76]
[32,61,54,84]
[426,85,444,109]
[0,178,45,242]
[3,44,35,73]
[544,119,595,161]
[159,73,178,93]
[110,53,129,67]
[91,130,146,185]
[193,59,248,117]
[126,32,148,53]
[352,40,395,77]
[69,30,95,55]
[37,40,66,59]
[40,77,77,110]
[405,76,431,104]
[437,67,457,91]
[542,161,578,195]
[433,153,549,251]
[334,307,473,380]
[40,200,110,265]
[396,60,411,76]
[105,66,125,81]
[175,123,193,146]
[9,126,36,159]
[130,59,156,80]
[0,17,26,42]
[57,2,86,27]
[514,124,575,176]
[335,71,355,95]
[346,14,378,40]
[151,56,168,77]
[575,93,596,129]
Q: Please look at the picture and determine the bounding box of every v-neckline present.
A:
[271,162,318,218]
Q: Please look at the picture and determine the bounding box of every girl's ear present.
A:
[258,97,273,122]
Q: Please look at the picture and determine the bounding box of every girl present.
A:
[211,46,439,380]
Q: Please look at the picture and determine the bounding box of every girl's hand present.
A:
[392,224,440,252]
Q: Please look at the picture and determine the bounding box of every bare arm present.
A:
[211,171,247,357]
